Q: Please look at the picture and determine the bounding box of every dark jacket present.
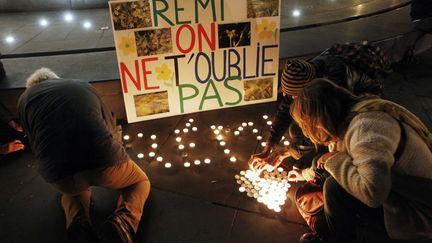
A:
[18,79,129,182]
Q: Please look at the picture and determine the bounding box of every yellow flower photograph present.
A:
[155,64,173,81]
[118,36,137,56]
[256,19,276,39]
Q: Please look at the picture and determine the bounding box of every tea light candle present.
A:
[261,142,267,147]
[183,128,189,133]
[137,153,144,159]
[239,187,246,192]
[278,167,284,172]
[219,141,226,146]
[248,122,254,126]
[123,135,130,141]
[210,125,216,130]
[242,122,247,127]
[224,149,230,154]
[174,129,180,134]
[216,135,223,141]
[184,162,191,167]
[213,130,220,135]
[238,127,244,131]
[178,144,185,150]
[234,131,240,136]
[281,136,285,140]
[194,159,201,165]
[150,134,156,140]
[267,121,272,126]
[164,162,172,168]
[252,129,258,133]
[189,118,194,123]
[176,137,182,142]
[137,133,143,138]
[263,115,269,120]
[156,156,163,162]
[192,127,198,132]
[189,142,196,148]
[256,136,262,140]
[204,158,211,164]
[283,140,290,146]
[217,125,223,130]
[151,143,158,149]
[185,122,191,127]
[230,156,237,162]
[148,152,155,157]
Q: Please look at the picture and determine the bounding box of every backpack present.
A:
[321,42,392,80]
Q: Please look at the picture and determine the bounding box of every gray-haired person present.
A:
[18,68,150,243]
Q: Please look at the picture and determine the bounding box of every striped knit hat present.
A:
[281,59,316,96]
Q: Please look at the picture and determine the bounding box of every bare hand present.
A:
[8,120,23,132]
[0,140,24,155]
[288,168,305,182]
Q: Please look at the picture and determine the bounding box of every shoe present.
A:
[100,215,133,243]
[300,232,326,243]
[66,216,99,243]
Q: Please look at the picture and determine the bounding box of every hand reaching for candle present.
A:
[288,167,306,182]
[249,147,299,173]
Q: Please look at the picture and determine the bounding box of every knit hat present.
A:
[281,59,316,96]
[26,68,59,88]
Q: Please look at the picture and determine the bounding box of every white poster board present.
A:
[109,0,280,122]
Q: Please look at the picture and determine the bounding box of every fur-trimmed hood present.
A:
[26,68,59,88]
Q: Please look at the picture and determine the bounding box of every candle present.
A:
[219,141,226,146]
[137,133,143,138]
[185,122,191,127]
[217,125,223,130]
[156,156,163,162]
[248,122,254,126]
[194,160,201,165]
[150,134,156,140]
[175,137,182,142]
[183,128,189,133]
[213,130,220,135]
[256,136,262,140]
[266,121,272,126]
[189,118,194,123]
[263,115,269,120]
[184,162,191,167]
[123,135,130,141]
[252,129,258,133]
[283,140,290,146]
[192,127,198,132]
[174,129,180,134]
[242,122,247,127]
[216,135,223,141]
[148,152,155,157]
[230,156,237,162]
[261,142,267,147]
[210,125,216,130]
[238,127,244,131]
[189,142,196,148]
[178,144,185,150]
[137,153,144,159]
[151,143,158,149]
[204,158,211,164]
[164,162,172,168]
[224,149,230,154]
[234,131,240,136]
